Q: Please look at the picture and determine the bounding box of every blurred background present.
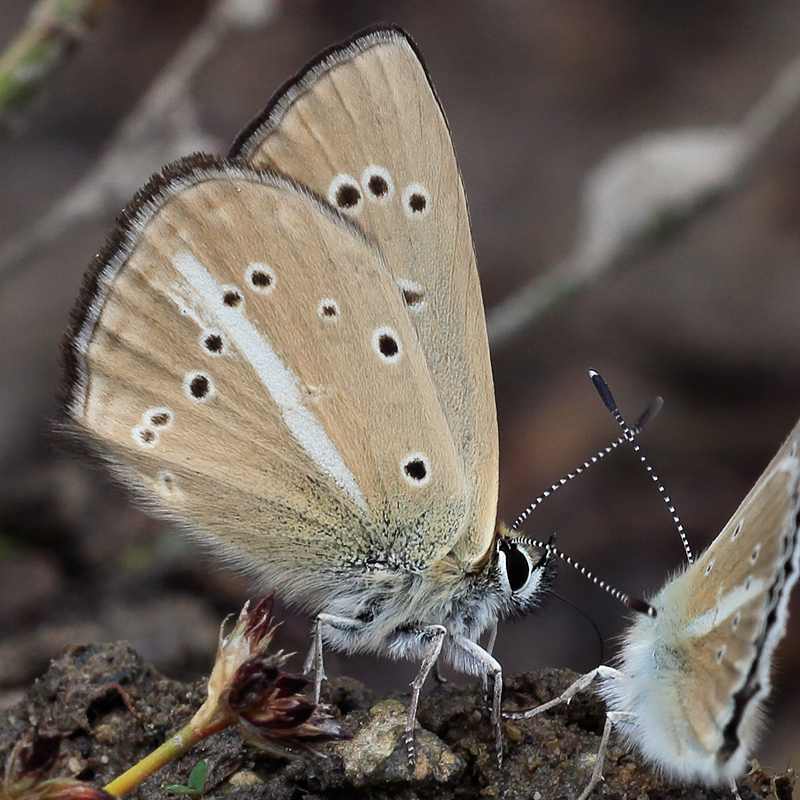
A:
[1,0,800,779]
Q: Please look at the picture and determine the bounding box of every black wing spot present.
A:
[149,410,172,427]
[133,425,158,447]
[223,288,243,308]
[318,298,340,320]
[247,264,276,294]
[409,193,426,212]
[191,375,209,398]
[337,184,361,208]
[368,175,389,197]
[361,166,395,203]
[204,333,224,353]
[379,335,398,357]
[398,279,426,311]
[402,454,430,486]
[402,184,431,218]
[372,327,402,363]
[184,371,215,403]
[158,471,178,493]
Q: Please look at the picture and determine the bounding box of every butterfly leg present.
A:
[504,669,632,799]
[480,621,499,692]
[485,620,499,655]
[729,780,743,800]
[573,709,631,800]
[302,612,365,703]
[406,624,447,767]
[505,665,622,720]
[454,635,504,766]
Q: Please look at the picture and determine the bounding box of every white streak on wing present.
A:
[166,287,206,328]
[684,578,767,638]
[171,251,367,512]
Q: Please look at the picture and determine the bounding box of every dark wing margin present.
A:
[229,24,452,162]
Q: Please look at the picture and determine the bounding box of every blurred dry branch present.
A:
[0,0,278,284]
[1,2,799,345]
[0,0,109,132]
[486,49,800,350]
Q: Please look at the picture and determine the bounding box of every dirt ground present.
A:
[1,0,800,792]
[1,643,794,798]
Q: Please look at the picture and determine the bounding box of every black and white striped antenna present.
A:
[589,369,694,565]
[530,534,655,617]
[511,384,663,532]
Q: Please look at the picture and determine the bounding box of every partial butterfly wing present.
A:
[231,25,499,568]
[606,417,800,783]
[63,159,473,607]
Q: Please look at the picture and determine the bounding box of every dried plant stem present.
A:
[0,0,277,285]
[486,48,800,351]
[0,0,109,129]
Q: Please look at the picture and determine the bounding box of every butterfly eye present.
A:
[504,545,531,593]
[328,174,364,214]
[401,453,431,487]
[402,183,431,218]
[246,263,275,294]
[361,165,395,203]
[497,539,546,600]
[184,371,216,403]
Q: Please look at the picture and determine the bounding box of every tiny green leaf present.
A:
[188,760,208,793]
[164,760,207,798]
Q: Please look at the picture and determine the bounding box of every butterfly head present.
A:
[490,527,557,619]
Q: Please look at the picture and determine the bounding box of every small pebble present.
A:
[228,770,262,788]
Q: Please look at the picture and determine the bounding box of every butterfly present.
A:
[509,412,800,797]
[61,24,557,764]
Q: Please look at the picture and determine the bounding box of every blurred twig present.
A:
[1,5,798,329]
[0,0,109,131]
[0,0,278,285]
[486,49,800,350]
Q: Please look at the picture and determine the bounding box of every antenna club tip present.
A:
[628,597,657,617]
[588,368,598,378]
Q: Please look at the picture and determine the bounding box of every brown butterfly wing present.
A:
[231,25,498,569]
[663,418,800,760]
[64,159,473,606]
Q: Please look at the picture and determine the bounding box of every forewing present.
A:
[63,158,472,603]
[231,25,498,566]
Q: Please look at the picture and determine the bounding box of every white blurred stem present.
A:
[487,48,800,351]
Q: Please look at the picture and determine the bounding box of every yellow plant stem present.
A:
[104,712,230,797]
